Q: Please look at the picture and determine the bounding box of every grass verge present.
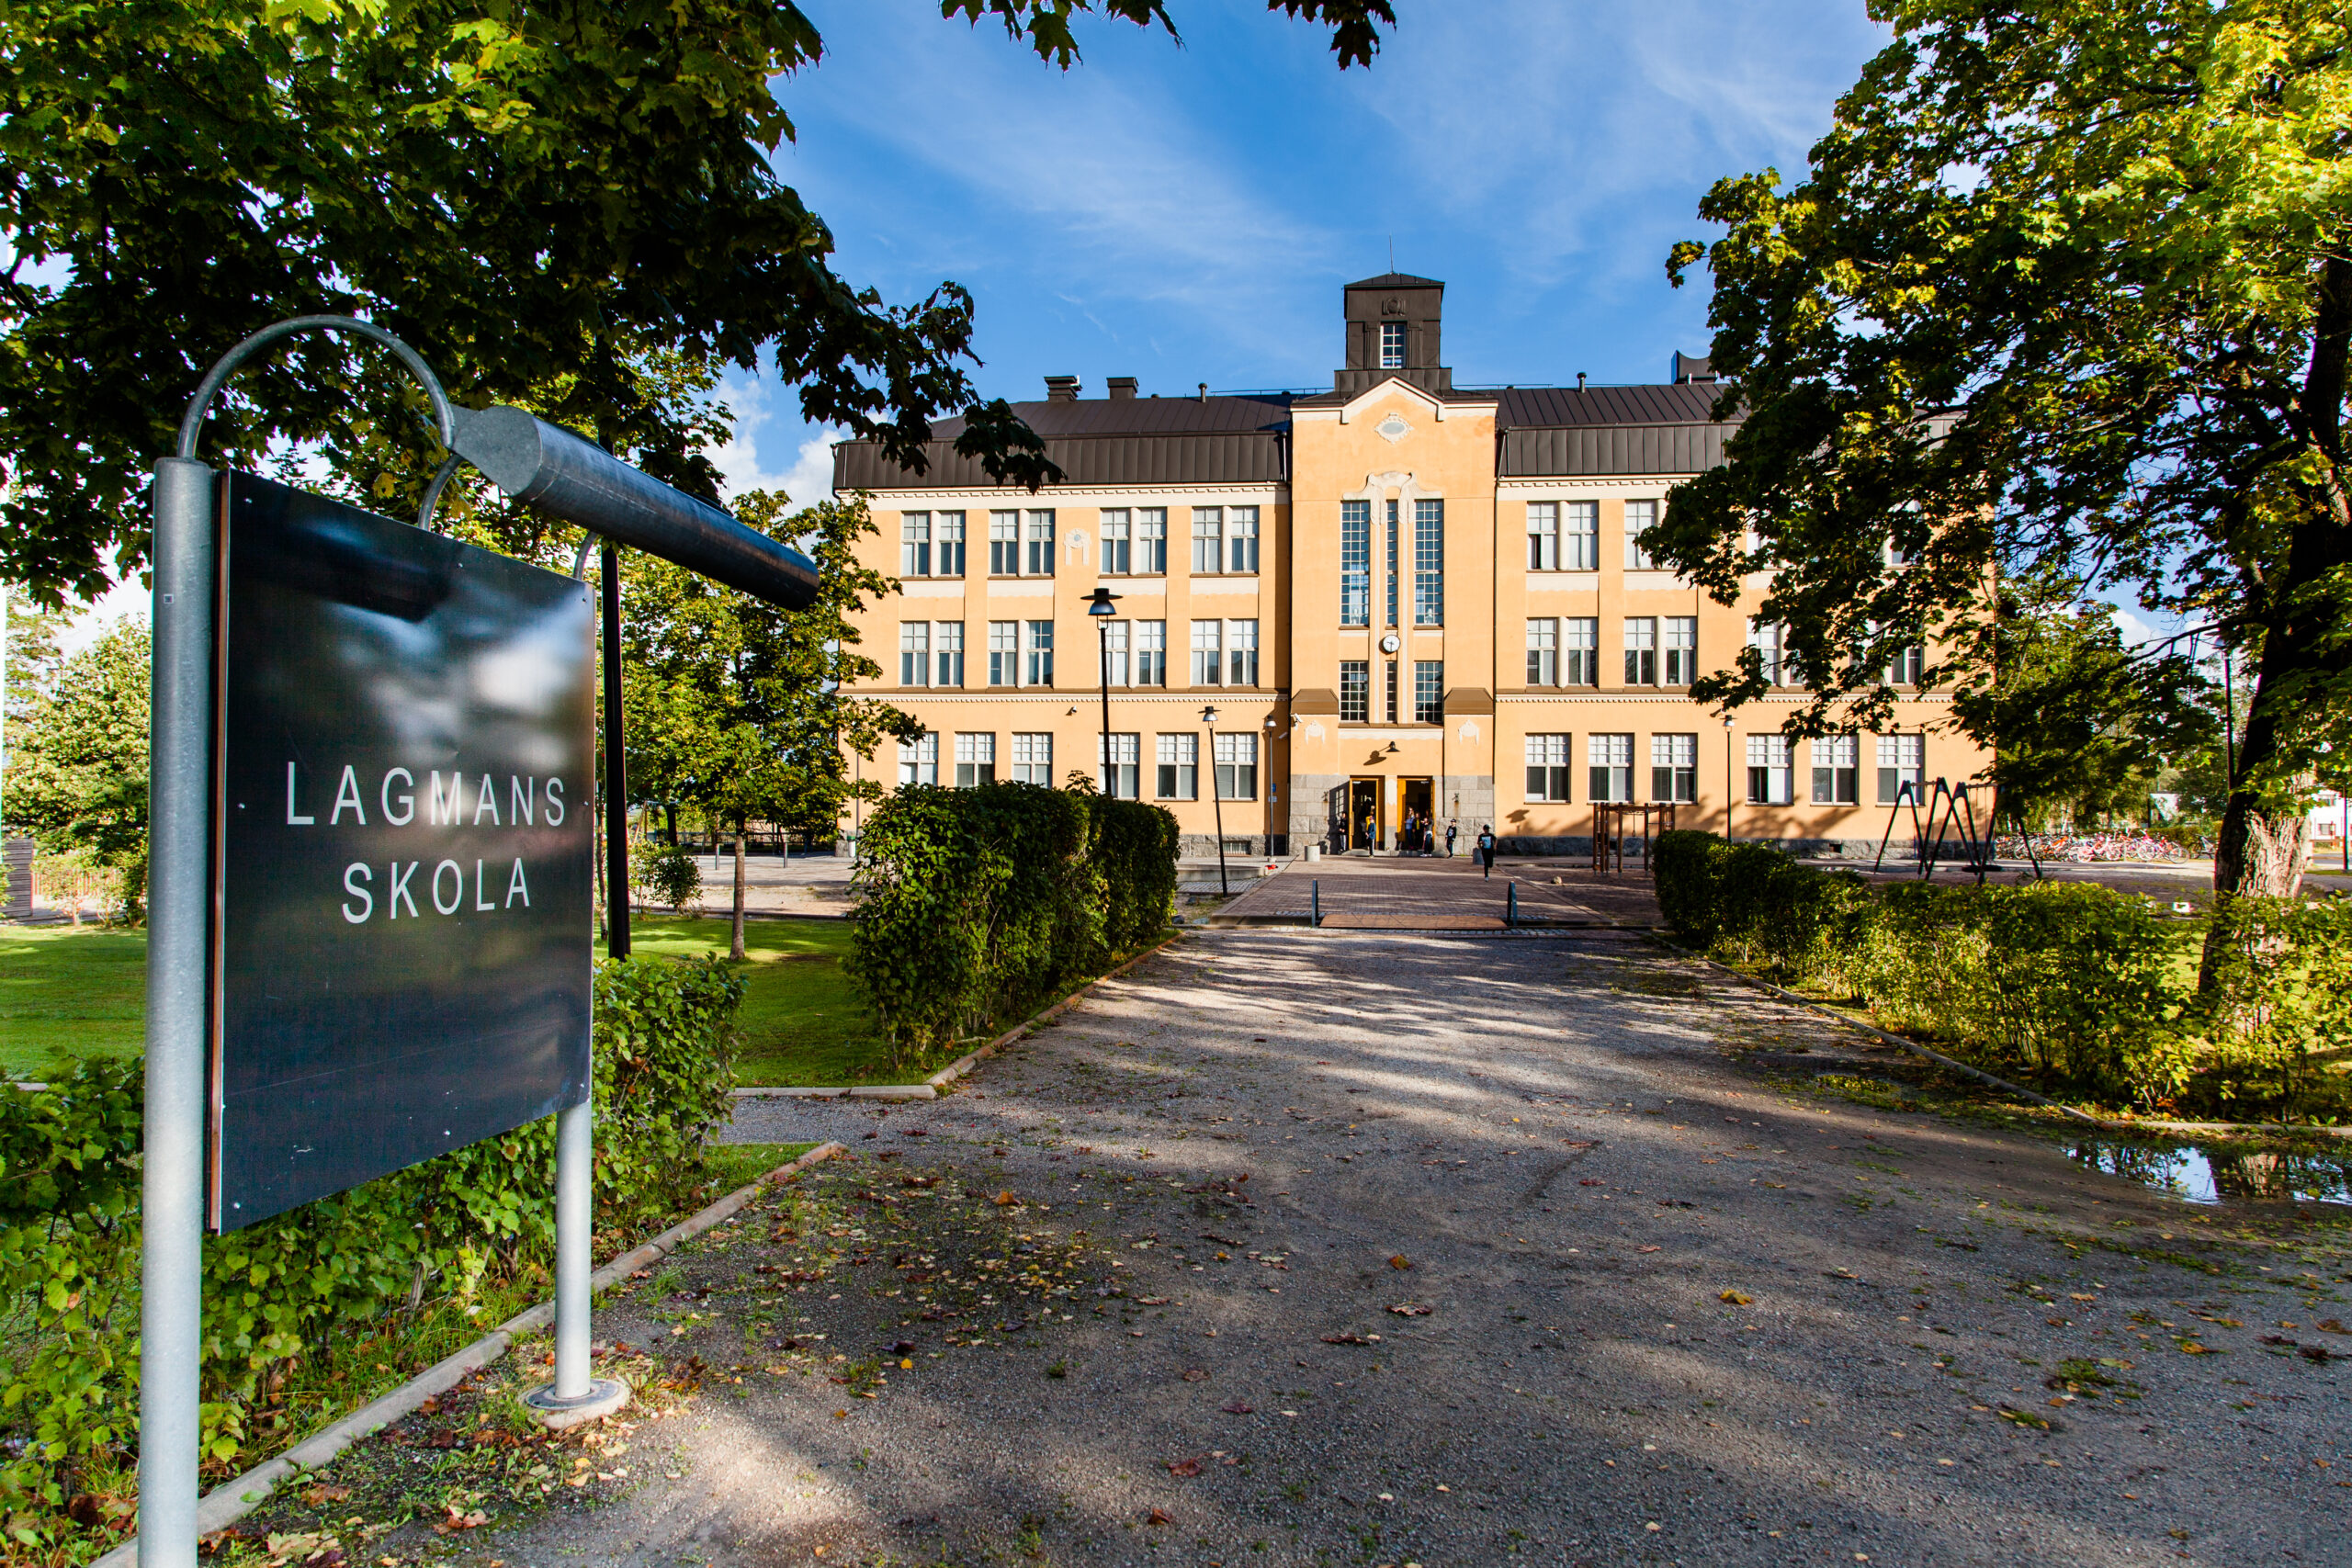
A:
[0,923,144,1078]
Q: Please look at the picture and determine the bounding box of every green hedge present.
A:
[1654,836,2352,1112]
[845,783,1177,1061]
[0,953,742,1510]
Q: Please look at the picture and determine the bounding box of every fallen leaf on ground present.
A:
[1720,1290,1753,1305]
[1221,1400,1256,1415]
[1389,1255,1413,1270]
[1147,1508,1172,1526]
[1637,1246,1662,1254]
[300,1484,351,1506]
[1167,1456,1204,1476]
[1182,1369,1209,1382]
[1386,1303,1432,1316]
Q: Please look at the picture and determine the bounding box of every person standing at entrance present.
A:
[1476,824,1496,878]
[1445,822,1458,859]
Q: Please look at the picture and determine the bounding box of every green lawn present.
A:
[0,917,890,1087]
[0,922,148,1079]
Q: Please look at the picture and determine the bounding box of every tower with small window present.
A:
[1336,273,1453,398]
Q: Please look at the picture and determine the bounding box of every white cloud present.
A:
[707,371,843,509]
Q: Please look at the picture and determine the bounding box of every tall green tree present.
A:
[1660,0,2352,897]
[0,0,1389,605]
[4,620,151,914]
[1952,567,2216,831]
[622,490,915,957]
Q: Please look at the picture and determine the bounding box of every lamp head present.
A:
[1085,586,1121,617]
[1202,705,1219,726]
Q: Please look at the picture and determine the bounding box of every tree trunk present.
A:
[730,821,748,961]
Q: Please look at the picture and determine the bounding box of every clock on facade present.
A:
[1380,633,1401,653]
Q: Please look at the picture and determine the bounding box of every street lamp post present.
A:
[1723,716,1736,844]
[1204,705,1227,896]
[1086,586,1122,795]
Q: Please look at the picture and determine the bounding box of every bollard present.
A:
[1312,879,1320,927]
[1508,881,1518,928]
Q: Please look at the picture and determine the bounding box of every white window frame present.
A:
[1155,731,1198,800]
[899,621,929,687]
[1190,619,1223,685]
[1527,617,1558,686]
[1565,501,1600,571]
[1136,508,1168,575]
[989,509,1020,575]
[1663,616,1697,686]
[1524,733,1572,803]
[1877,734,1925,805]
[1624,499,1658,570]
[1651,733,1698,804]
[1623,617,1657,686]
[1099,509,1132,575]
[897,733,938,787]
[1023,619,1054,687]
[1380,320,1406,368]
[1134,619,1167,686]
[1099,732,1139,799]
[1227,507,1259,573]
[1813,735,1860,805]
[1747,734,1793,805]
[1011,732,1053,786]
[1589,732,1634,804]
[987,620,1018,686]
[1227,619,1259,687]
[1192,508,1223,574]
[1214,731,1258,801]
[900,512,931,577]
[953,732,996,788]
[1563,616,1599,687]
[934,620,964,688]
[1526,502,1558,571]
[934,510,965,576]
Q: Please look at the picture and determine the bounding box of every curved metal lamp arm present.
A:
[174,314,457,461]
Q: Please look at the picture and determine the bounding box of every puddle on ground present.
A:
[2071,1140,2352,1206]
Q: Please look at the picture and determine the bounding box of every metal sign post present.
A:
[138,318,819,1567]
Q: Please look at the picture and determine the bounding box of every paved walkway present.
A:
[443,929,2339,1567]
[1215,853,1664,929]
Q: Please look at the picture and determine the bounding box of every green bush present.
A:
[0,953,741,1509]
[845,783,1176,1061]
[1652,829,1725,943]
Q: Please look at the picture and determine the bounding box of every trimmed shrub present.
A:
[845,784,1174,1063]
[1652,829,1725,942]
[0,953,741,1509]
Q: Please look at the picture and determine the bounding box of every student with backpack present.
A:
[1476,825,1497,878]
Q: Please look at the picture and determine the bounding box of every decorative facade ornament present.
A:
[1458,720,1480,741]
[1375,412,1411,444]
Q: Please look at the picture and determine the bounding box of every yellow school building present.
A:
[832,274,1981,857]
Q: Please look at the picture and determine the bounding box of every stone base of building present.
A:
[1180,833,1288,861]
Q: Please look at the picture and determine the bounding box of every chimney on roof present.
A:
[1106,376,1137,400]
[1044,375,1080,401]
[1671,352,1717,384]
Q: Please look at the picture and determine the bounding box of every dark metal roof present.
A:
[1345,272,1445,289]
[1497,383,1731,427]
[835,394,1292,491]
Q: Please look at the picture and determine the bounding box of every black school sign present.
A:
[210,472,594,1229]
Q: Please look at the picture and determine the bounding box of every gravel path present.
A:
[494,930,2347,1567]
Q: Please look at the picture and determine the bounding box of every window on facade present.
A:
[1564,616,1600,686]
[1749,620,1786,686]
[1340,500,1371,625]
[1651,733,1698,803]
[1877,734,1924,804]
[1886,644,1925,686]
[1100,733,1139,800]
[900,513,931,577]
[1413,499,1444,625]
[935,511,965,576]
[1413,660,1443,724]
[1385,660,1400,723]
[1663,616,1697,686]
[1380,320,1406,368]
[1011,732,1053,785]
[1525,734,1571,802]
[1589,733,1634,803]
[897,733,937,787]
[1214,732,1258,800]
[1136,508,1167,574]
[1102,619,1129,686]
[899,622,929,686]
[1023,619,1054,686]
[934,621,964,687]
[1526,502,1558,571]
[1623,617,1657,686]
[1192,508,1222,574]
[954,732,996,788]
[1385,500,1401,626]
[1156,732,1198,800]
[1134,619,1167,686]
[1024,510,1056,576]
[1747,735,1793,805]
[1526,618,1557,686]
[988,621,1018,686]
[1190,620,1222,685]
[1814,735,1860,804]
[1566,501,1600,571]
[1340,660,1370,723]
[989,510,1019,575]
[1624,499,1658,570]
[1100,509,1131,574]
[1227,619,1259,687]
[1227,507,1259,573]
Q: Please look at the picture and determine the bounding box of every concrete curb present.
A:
[95,1142,845,1566]
[723,934,1183,1102]
[1695,954,2352,1143]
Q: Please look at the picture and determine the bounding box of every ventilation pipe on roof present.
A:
[1197,382,1208,402]
[1577,372,1588,392]
[1045,375,1080,401]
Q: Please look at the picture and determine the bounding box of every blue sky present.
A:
[717,0,1893,506]
[68,0,1896,648]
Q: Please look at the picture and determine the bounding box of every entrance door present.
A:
[1348,777,1383,852]
[1325,784,1349,854]
[1399,776,1433,853]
